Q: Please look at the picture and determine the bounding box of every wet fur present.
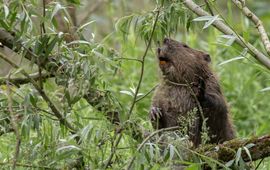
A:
[150,38,235,146]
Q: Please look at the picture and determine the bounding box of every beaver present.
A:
[150,38,235,146]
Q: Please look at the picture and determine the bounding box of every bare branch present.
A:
[0,72,53,85]
[135,84,158,103]
[231,0,270,56]
[183,0,270,70]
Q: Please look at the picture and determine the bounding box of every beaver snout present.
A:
[163,37,170,44]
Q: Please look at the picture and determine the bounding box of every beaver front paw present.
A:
[149,107,162,121]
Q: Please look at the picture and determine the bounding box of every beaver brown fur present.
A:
[150,38,235,146]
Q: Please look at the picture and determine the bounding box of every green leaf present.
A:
[260,87,270,92]
[163,148,170,162]
[119,90,133,97]
[29,93,37,107]
[193,15,222,29]
[168,144,175,160]
[51,3,64,20]
[186,164,200,170]
[66,0,80,5]
[203,15,221,29]
[235,148,242,165]
[243,146,252,161]
[80,124,93,142]
[193,16,214,22]
[56,145,81,152]
[0,20,10,30]
[225,159,234,167]
[76,20,96,32]
[218,56,245,66]
[245,143,255,149]
[220,34,237,46]
[66,40,92,46]
[45,35,59,57]
[3,5,9,18]
[148,143,154,160]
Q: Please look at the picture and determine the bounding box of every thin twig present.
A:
[39,0,47,89]
[103,5,162,169]
[125,126,180,170]
[135,84,159,103]
[183,80,204,121]
[231,0,270,56]
[0,72,53,85]
[41,0,46,34]
[203,0,214,16]
[255,158,264,170]
[6,78,21,170]
[183,0,270,69]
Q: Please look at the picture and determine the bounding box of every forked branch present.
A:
[231,0,270,56]
[183,0,270,69]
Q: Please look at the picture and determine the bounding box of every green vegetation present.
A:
[0,0,269,169]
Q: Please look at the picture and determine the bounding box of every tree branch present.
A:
[197,135,270,164]
[0,50,86,168]
[0,29,121,126]
[183,0,270,70]
[231,0,270,56]
[0,72,54,85]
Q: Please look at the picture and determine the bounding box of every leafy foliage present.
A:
[0,0,270,169]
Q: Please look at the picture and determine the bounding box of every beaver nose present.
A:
[163,38,170,44]
[157,47,161,54]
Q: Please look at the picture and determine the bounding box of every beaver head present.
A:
[157,38,211,83]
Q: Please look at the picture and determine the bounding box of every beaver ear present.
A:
[203,54,211,63]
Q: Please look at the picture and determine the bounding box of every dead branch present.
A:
[231,0,270,56]
[183,0,270,70]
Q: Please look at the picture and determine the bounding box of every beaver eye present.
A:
[183,44,189,48]
[203,54,211,63]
